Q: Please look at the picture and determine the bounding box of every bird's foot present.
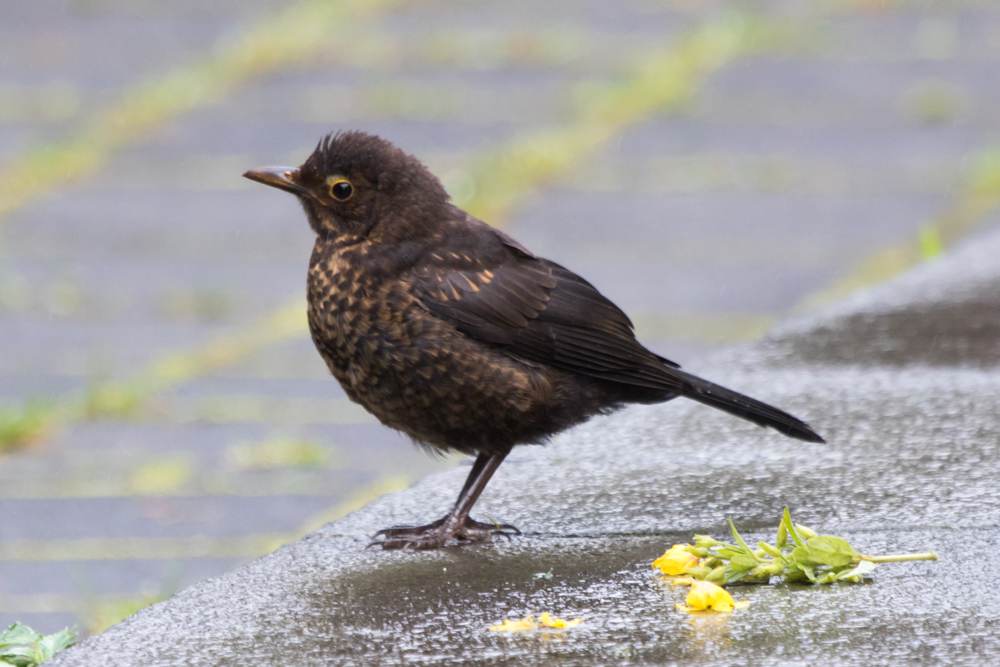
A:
[369,515,520,550]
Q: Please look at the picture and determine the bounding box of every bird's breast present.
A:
[305,242,574,452]
[306,246,416,389]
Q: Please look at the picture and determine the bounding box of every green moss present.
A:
[225,436,337,470]
[128,458,195,496]
[81,381,148,421]
[0,0,399,222]
[461,14,767,225]
[0,401,57,453]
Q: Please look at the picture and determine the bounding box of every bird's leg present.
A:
[368,454,491,542]
[371,450,520,550]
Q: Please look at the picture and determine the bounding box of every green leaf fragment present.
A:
[705,566,727,584]
[816,570,841,584]
[783,568,809,583]
[806,536,858,567]
[837,560,877,580]
[782,507,806,548]
[776,522,787,548]
[758,558,786,577]
[729,553,758,571]
[758,541,784,559]
[0,623,76,667]
[36,628,76,662]
[725,569,750,584]
[728,516,759,561]
[791,546,815,566]
[0,623,39,649]
[794,523,818,539]
[693,534,718,548]
[668,507,930,589]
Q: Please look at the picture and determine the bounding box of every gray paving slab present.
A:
[516,191,946,243]
[704,59,1000,111]
[382,0,690,36]
[0,0,291,165]
[6,189,311,261]
[0,375,85,400]
[0,128,46,162]
[1,495,341,541]
[0,420,446,497]
[5,259,299,311]
[0,1,283,85]
[0,557,248,638]
[620,120,990,160]
[0,320,232,376]
[0,558,245,598]
[47,223,1000,667]
[170,378,348,400]
[509,191,945,315]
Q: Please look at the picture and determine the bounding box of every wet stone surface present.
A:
[48,229,1000,664]
[761,212,1000,369]
[190,530,984,666]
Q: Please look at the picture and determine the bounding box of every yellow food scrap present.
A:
[674,580,749,613]
[652,544,700,575]
[489,613,582,632]
[537,612,582,629]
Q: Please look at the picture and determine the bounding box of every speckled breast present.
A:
[305,240,545,451]
[306,242,411,405]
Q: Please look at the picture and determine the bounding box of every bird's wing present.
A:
[408,236,681,389]
[408,227,824,444]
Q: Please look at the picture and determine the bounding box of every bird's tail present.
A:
[671,368,825,443]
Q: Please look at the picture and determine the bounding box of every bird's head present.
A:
[243,131,450,242]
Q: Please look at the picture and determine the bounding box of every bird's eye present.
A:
[327,177,354,201]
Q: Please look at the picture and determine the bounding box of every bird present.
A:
[243,131,824,550]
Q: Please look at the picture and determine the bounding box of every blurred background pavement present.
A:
[0,0,998,636]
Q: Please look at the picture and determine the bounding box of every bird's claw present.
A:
[368,516,520,550]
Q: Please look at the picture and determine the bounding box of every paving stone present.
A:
[619,119,989,160]
[510,191,945,316]
[1,495,345,541]
[0,557,245,598]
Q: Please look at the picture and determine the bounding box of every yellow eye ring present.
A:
[327,177,354,201]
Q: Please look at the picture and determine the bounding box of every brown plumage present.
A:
[244,131,824,550]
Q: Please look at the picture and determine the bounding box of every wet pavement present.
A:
[49,208,1000,666]
[2,0,1000,638]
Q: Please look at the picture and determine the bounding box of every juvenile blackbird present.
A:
[244,131,824,550]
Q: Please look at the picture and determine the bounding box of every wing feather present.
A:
[407,224,824,444]
[410,246,674,387]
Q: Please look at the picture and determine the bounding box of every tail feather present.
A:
[671,369,825,443]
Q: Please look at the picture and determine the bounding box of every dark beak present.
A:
[242,166,307,195]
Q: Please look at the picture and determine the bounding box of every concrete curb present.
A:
[50,227,1000,666]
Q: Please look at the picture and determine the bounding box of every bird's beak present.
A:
[242,166,307,195]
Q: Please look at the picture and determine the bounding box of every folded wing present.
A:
[409,230,823,443]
